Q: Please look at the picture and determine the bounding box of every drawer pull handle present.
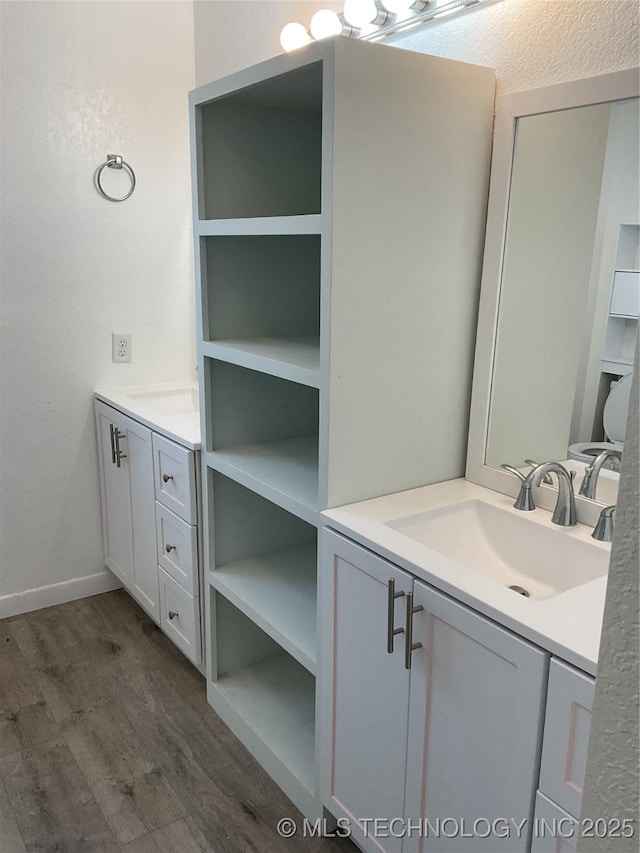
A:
[109,423,117,464]
[168,610,178,621]
[162,474,174,483]
[115,429,127,468]
[404,592,424,670]
[387,578,405,654]
[165,544,176,553]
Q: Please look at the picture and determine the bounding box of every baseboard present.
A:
[0,570,122,619]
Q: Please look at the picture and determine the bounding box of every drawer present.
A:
[539,658,595,819]
[152,433,197,524]
[158,568,201,666]
[531,792,578,852]
[156,502,198,595]
[610,270,640,317]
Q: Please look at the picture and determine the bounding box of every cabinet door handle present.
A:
[387,578,405,653]
[114,430,127,468]
[165,544,176,553]
[168,610,178,621]
[404,592,424,670]
[162,474,174,483]
[109,423,117,464]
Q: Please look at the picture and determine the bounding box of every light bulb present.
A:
[310,9,343,40]
[280,22,312,52]
[381,0,415,14]
[343,0,378,29]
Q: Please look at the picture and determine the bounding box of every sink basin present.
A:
[386,500,609,600]
[127,387,199,415]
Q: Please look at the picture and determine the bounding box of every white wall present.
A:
[391,0,639,92]
[0,1,196,616]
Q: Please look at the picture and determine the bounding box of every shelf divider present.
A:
[197,215,324,237]
[202,337,320,388]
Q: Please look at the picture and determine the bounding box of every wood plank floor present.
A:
[0,590,353,853]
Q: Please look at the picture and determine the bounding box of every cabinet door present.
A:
[319,530,412,853]
[404,581,548,853]
[95,402,133,585]
[538,659,594,819]
[125,414,160,620]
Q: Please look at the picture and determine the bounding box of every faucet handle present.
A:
[592,505,615,542]
[501,464,536,511]
[501,464,526,482]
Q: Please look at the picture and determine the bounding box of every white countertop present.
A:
[95,381,201,449]
[323,479,609,676]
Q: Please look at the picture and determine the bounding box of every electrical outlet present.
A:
[112,333,132,363]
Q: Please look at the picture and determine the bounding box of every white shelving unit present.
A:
[602,224,639,376]
[189,38,495,818]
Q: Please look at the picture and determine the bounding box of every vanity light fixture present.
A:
[310,9,345,40]
[279,21,312,52]
[280,0,494,52]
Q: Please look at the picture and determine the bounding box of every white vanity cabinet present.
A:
[95,401,159,620]
[319,529,548,853]
[94,398,202,667]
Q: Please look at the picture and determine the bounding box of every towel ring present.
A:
[96,154,136,202]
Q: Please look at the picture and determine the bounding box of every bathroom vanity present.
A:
[319,480,603,852]
[94,383,203,668]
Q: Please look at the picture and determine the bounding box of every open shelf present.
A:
[211,546,317,674]
[197,62,323,220]
[602,315,637,374]
[210,594,317,816]
[202,337,320,387]
[206,435,318,525]
[204,360,319,521]
[201,234,320,343]
[209,473,317,672]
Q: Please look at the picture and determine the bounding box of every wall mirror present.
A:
[467,69,639,525]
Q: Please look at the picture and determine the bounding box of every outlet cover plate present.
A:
[112,333,132,363]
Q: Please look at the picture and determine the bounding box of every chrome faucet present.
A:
[502,461,577,526]
[501,461,553,511]
[526,462,577,526]
[579,449,623,500]
[592,505,615,541]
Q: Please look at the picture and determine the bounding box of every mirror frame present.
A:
[466,68,639,526]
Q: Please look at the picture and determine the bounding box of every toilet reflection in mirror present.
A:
[484,95,639,505]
